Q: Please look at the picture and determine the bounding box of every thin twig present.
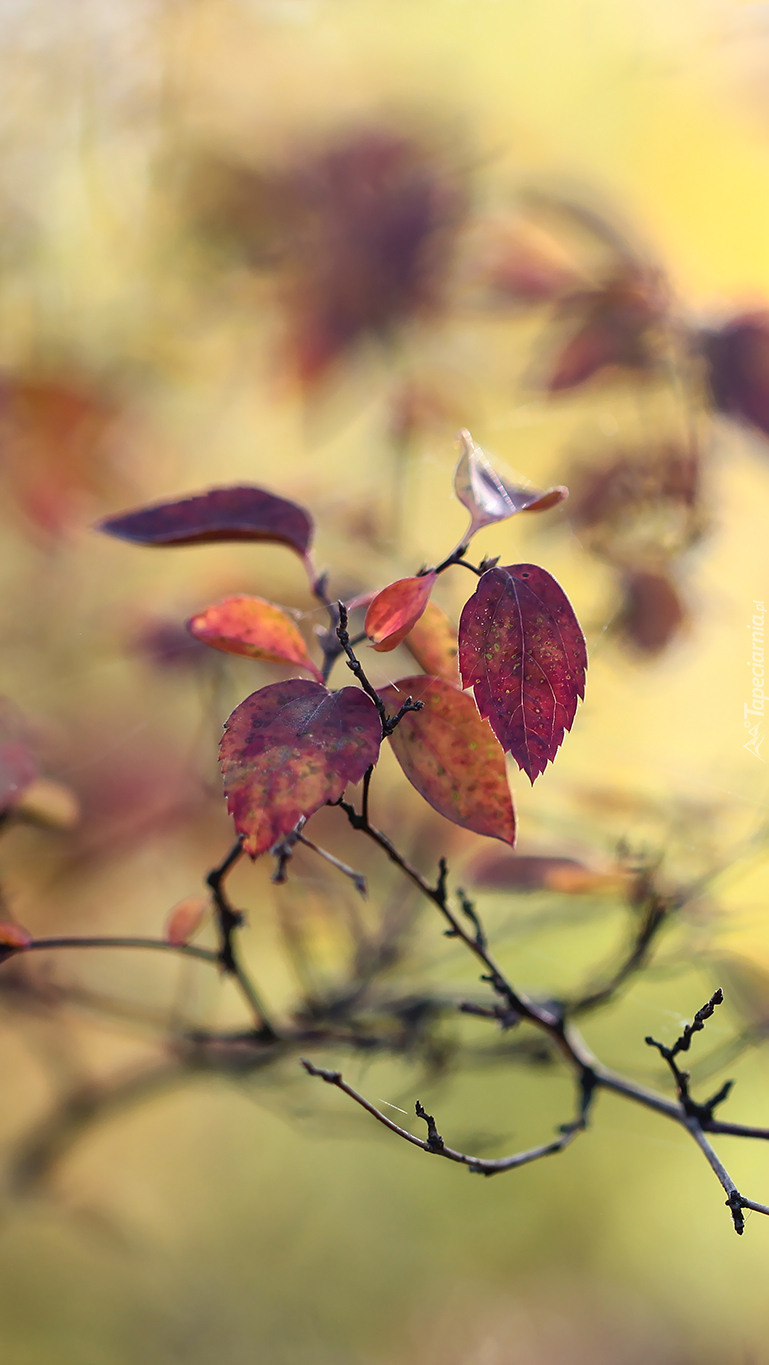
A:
[206,838,278,1040]
[300,1059,587,1175]
[3,936,219,965]
[335,603,423,737]
[329,794,769,1230]
[296,833,367,897]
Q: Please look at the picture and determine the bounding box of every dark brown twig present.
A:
[300,1058,588,1175]
[335,602,423,737]
[206,838,278,1040]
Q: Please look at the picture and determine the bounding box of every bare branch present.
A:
[206,839,278,1040]
[300,1058,588,1175]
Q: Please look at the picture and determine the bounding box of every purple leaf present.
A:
[459,564,587,782]
[98,486,313,558]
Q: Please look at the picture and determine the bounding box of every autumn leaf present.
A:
[378,675,515,844]
[458,564,587,782]
[188,595,323,681]
[468,850,623,893]
[545,273,666,392]
[403,601,460,685]
[454,430,566,542]
[365,574,437,652]
[166,896,209,946]
[98,485,313,559]
[220,679,381,857]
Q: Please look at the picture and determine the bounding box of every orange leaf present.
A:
[378,675,515,844]
[403,602,460,686]
[365,575,437,653]
[188,596,323,681]
[166,896,209,946]
[0,922,32,949]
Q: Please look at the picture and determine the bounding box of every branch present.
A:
[335,603,423,738]
[206,839,278,1040]
[1,935,219,965]
[332,789,769,1231]
[300,1059,589,1175]
[428,545,500,577]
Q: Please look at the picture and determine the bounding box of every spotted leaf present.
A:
[459,564,586,782]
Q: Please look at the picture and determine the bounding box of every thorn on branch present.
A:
[701,1078,735,1118]
[458,888,486,951]
[384,696,424,736]
[300,1058,342,1084]
[670,988,724,1058]
[646,990,734,1122]
[415,1100,445,1152]
[271,819,305,884]
[726,1190,746,1236]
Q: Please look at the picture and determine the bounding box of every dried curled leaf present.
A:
[454,430,567,542]
[403,601,460,685]
[365,574,437,652]
[0,922,32,949]
[98,486,313,558]
[459,564,587,782]
[220,679,381,857]
[378,675,515,844]
[188,596,322,680]
[166,896,209,946]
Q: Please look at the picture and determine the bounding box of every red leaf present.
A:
[166,896,209,946]
[0,922,32,949]
[365,574,437,652]
[454,430,567,541]
[188,595,323,681]
[98,486,313,558]
[403,601,460,685]
[379,676,515,844]
[220,679,381,857]
[458,564,587,783]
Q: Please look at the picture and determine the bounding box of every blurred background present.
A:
[1,0,769,1361]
